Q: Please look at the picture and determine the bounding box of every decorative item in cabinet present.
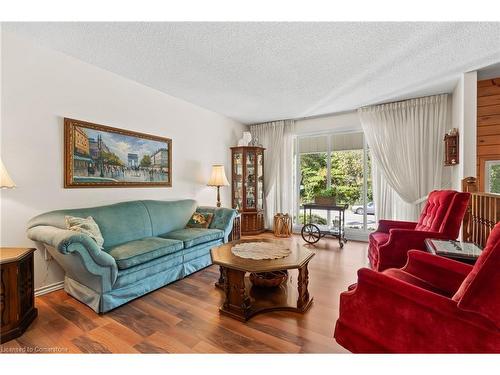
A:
[231,146,265,235]
[444,128,459,166]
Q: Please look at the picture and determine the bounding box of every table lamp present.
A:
[0,158,16,188]
[207,165,229,207]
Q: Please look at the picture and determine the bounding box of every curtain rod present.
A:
[249,92,450,126]
[358,92,450,110]
[248,109,356,126]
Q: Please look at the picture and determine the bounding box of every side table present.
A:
[0,247,38,344]
[424,239,482,265]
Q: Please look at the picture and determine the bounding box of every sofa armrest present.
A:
[197,206,237,242]
[27,225,118,289]
[376,219,417,233]
[402,250,472,296]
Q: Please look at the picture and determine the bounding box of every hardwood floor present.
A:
[0,233,369,353]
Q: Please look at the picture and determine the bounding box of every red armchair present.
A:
[334,221,500,353]
[369,190,470,271]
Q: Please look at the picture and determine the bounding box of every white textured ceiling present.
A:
[4,22,500,124]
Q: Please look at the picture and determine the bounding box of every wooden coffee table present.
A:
[210,239,315,321]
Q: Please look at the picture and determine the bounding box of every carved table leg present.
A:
[219,268,251,321]
[215,266,225,289]
[297,262,312,311]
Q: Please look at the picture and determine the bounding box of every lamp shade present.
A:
[0,159,16,189]
[207,165,229,187]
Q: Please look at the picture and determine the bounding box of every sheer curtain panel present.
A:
[250,120,295,228]
[359,94,448,221]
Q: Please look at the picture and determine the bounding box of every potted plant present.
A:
[314,186,338,206]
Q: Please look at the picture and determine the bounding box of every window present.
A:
[485,160,500,194]
[297,135,329,225]
[295,132,374,239]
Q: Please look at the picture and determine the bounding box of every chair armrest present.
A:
[376,219,417,233]
[402,250,472,296]
[354,268,459,314]
[385,229,451,250]
[27,225,118,288]
[377,229,452,268]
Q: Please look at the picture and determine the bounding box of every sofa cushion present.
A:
[141,199,197,236]
[160,228,224,248]
[114,251,185,289]
[108,237,184,270]
[182,238,224,263]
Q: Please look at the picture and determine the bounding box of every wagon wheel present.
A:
[301,224,321,244]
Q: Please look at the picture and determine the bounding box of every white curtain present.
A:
[359,94,448,221]
[371,162,416,221]
[250,120,295,228]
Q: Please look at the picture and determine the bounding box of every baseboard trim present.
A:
[35,281,64,297]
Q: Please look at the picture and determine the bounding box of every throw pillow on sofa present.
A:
[186,212,214,229]
[65,215,105,249]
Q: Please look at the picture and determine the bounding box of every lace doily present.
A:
[231,241,291,260]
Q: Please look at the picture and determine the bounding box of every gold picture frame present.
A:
[64,118,172,188]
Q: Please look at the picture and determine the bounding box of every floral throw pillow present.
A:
[186,212,214,229]
[65,215,105,249]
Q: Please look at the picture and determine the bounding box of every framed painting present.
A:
[64,118,172,188]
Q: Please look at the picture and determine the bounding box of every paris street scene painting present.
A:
[65,119,171,187]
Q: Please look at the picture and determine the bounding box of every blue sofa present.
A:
[27,199,237,313]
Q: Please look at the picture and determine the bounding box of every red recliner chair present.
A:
[369,190,470,271]
[334,221,500,353]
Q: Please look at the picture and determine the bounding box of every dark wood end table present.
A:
[211,239,315,321]
[0,247,38,344]
[424,238,483,265]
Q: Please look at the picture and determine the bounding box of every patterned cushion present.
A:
[65,215,104,249]
[186,212,214,229]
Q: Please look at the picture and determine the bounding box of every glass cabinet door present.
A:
[233,151,243,210]
[257,151,264,210]
[245,150,256,209]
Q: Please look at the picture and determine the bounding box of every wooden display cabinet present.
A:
[444,129,459,166]
[231,146,265,235]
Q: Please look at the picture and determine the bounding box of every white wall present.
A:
[0,32,245,292]
[450,71,477,191]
